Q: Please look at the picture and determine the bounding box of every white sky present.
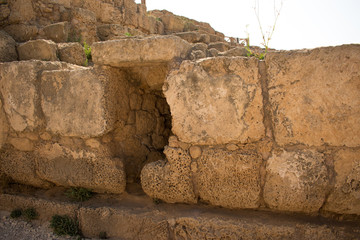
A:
[138,0,360,50]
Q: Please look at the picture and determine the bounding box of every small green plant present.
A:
[50,215,80,236]
[65,187,93,202]
[124,32,132,37]
[23,208,38,221]
[155,17,162,22]
[10,209,22,218]
[83,41,92,66]
[99,231,108,239]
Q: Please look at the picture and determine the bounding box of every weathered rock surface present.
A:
[41,66,122,137]
[141,147,197,203]
[208,42,230,52]
[92,36,191,67]
[264,149,329,213]
[194,148,262,209]
[42,21,69,43]
[35,143,126,194]
[220,47,248,57]
[165,57,264,145]
[58,42,86,66]
[0,61,74,132]
[0,31,17,62]
[17,39,58,61]
[8,0,36,24]
[0,99,8,149]
[267,45,360,147]
[174,31,201,43]
[323,149,360,215]
[97,24,143,41]
[3,24,38,42]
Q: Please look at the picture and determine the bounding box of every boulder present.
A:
[189,50,206,60]
[174,32,201,43]
[267,45,360,147]
[164,57,265,145]
[41,66,125,137]
[58,42,87,66]
[141,147,197,203]
[323,149,360,215]
[43,22,69,43]
[3,24,38,42]
[208,42,230,52]
[263,149,329,213]
[0,61,75,132]
[97,24,143,41]
[8,0,36,23]
[70,7,97,44]
[35,143,126,194]
[0,30,17,62]
[194,148,262,209]
[220,47,248,57]
[17,39,58,61]
[92,36,191,67]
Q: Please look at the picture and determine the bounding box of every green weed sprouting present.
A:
[23,208,38,221]
[50,215,80,236]
[83,41,92,66]
[124,32,132,37]
[65,187,93,202]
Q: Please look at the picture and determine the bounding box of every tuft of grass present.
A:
[50,215,80,236]
[23,208,38,221]
[65,187,93,202]
[124,32,132,37]
[83,41,91,66]
[10,209,22,218]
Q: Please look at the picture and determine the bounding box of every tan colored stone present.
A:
[85,138,101,149]
[58,42,87,66]
[141,147,197,203]
[189,50,206,60]
[226,143,239,151]
[0,31,17,62]
[36,143,126,194]
[0,61,74,132]
[220,47,247,57]
[97,24,143,41]
[40,132,52,141]
[191,43,208,52]
[92,36,191,68]
[168,135,179,148]
[264,149,329,213]
[0,150,50,188]
[208,42,230,52]
[0,5,10,21]
[0,99,9,149]
[8,0,36,23]
[189,146,202,159]
[18,39,58,61]
[125,64,170,90]
[9,137,34,151]
[164,57,265,145]
[41,66,124,137]
[174,32,201,43]
[43,22,69,43]
[70,7,98,44]
[3,24,38,42]
[136,110,156,135]
[267,45,360,147]
[207,48,219,57]
[323,149,360,215]
[194,148,262,209]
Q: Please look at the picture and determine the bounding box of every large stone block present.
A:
[164,57,265,145]
[41,66,125,137]
[141,147,197,203]
[264,149,329,213]
[323,149,360,215]
[92,36,191,67]
[58,42,87,66]
[0,61,74,132]
[3,24,38,42]
[194,148,262,209]
[35,143,126,194]
[17,39,58,61]
[0,99,8,149]
[8,0,36,23]
[267,45,360,147]
[0,31,17,62]
[43,22,69,43]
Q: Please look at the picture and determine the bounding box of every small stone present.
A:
[226,144,238,151]
[168,135,179,148]
[85,138,101,149]
[40,132,52,141]
[189,146,202,159]
[9,137,34,151]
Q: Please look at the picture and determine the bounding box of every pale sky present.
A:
[137,0,360,50]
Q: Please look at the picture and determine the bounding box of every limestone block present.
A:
[323,149,360,215]
[220,47,248,57]
[208,42,230,52]
[70,7,97,44]
[58,42,86,66]
[267,45,360,147]
[194,148,262,209]
[174,32,201,43]
[264,149,329,213]
[0,150,50,188]
[0,5,10,21]
[0,61,73,132]
[36,143,126,194]
[0,99,8,149]
[41,66,123,137]
[3,24,38,42]
[92,36,191,68]
[8,0,35,23]
[164,57,265,145]
[0,31,17,62]
[43,22,69,43]
[18,39,58,61]
[191,43,208,52]
[207,48,219,57]
[9,137,34,151]
[141,147,197,203]
[125,64,170,90]
[189,50,206,60]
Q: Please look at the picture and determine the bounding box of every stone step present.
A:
[0,187,359,240]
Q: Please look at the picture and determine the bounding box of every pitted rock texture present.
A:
[267,44,360,147]
[57,42,87,66]
[0,99,8,149]
[323,149,360,215]
[41,66,123,137]
[0,60,76,132]
[17,39,58,61]
[42,21,69,43]
[0,30,17,62]
[92,36,191,67]
[264,149,329,213]
[141,147,197,204]
[35,143,126,194]
[164,57,264,145]
[194,148,262,209]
